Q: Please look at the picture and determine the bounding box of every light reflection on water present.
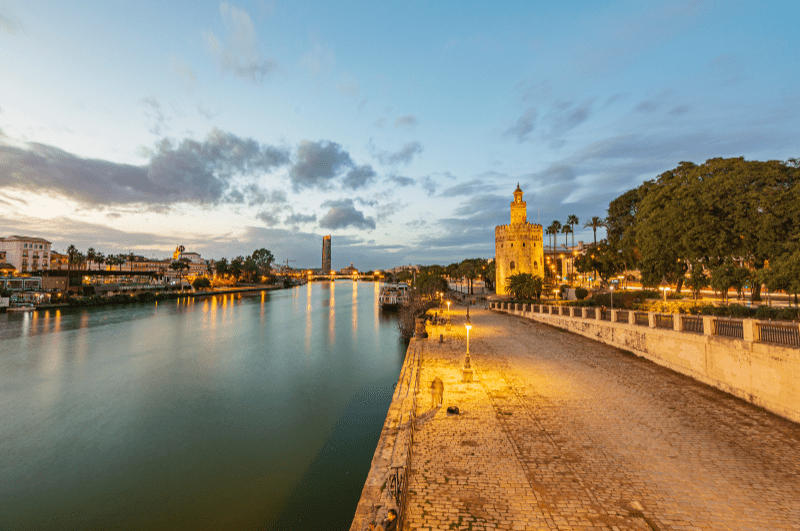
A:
[0,282,405,530]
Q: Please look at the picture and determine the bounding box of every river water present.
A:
[0,282,406,530]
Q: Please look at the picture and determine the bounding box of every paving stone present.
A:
[398,307,800,531]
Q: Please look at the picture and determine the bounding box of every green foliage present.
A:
[415,271,449,297]
[192,277,211,289]
[710,259,752,303]
[574,241,625,286]
[575,287,588,300]
[505,273,544,300]
[760,249,800,304]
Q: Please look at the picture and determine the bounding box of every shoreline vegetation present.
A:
[32,285,283,311]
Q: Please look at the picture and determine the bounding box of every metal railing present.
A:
[683,316,704,334]
[601,309,611,321]
[616,310,629,323]
[759,322,800,347]
[714,319,743,339]
[655,314,673,329]
[634,312,649,326]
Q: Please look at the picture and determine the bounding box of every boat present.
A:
[7,305,35,313]
[379,282,410,310]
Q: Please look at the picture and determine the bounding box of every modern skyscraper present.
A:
[322,235,331,272]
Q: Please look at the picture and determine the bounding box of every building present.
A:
[494,185,544,295]
[0,236,52,274]
[322,235,331,273]
[340,262,358,275]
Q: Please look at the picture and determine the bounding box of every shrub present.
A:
[192,277,211,289]
[575,288,589,300]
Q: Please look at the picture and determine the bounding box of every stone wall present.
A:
[494,223,544,296]
[350,339,422,531]
[491,303,800,424]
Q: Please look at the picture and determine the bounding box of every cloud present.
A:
[0,12,15,34]
[388,174,415,187]
[141,96,166,135]
[373,117,387,128]
[203,2,277,83]
[394,115,418,130]
[337,73,360,97]
[504,108,536,142]
[0,128,290,208]
[342,165,377,190]
[256,210,281,226]
[300,42,335,79]
[670,105,690,116]
[634,100,659,113]
[440,178,486,197]
[285,212,317,225]
[551,99,592,136]
[197,102,218,119]
[374,141,423,166]
[289,140,354,191]
[319,199,375,230]
[420,176,438,195]
[171,54,197,91]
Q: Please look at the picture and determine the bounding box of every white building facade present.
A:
[0,236,52,274]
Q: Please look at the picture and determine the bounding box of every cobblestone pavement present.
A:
[405,307,800,531]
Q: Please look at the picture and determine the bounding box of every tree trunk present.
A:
[676,277,684,294]
[750,282,762,302]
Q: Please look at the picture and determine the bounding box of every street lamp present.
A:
[659,278,670,303]
[610,285,614,310]
[446,300,451,325]
[463,320,473,382]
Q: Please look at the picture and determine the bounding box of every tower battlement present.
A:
[494,187,545,295]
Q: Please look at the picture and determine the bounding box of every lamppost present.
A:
[463,319,473,382]
[446,300,451,325]
[610,285,614,310]
[659,278,670,303]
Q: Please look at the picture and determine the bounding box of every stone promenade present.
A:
[404,306,800,531]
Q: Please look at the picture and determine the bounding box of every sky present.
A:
[1,0,798,270]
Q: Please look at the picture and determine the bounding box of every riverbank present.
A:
[353,305,800,530]
[31,285,283,310]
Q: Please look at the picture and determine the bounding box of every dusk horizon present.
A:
[2,1,798,270]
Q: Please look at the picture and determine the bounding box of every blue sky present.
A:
[1,0,798,270]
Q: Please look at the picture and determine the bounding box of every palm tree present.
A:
[583,216,606,245]
[561,224,571,251]
[87,248,96,271]
[66,245,78,294]
[567,214,579,248]
[128,252,135,272]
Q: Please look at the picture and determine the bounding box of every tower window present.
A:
[522,243,525,247]
[510,243,513,247]
[534,261,538,268]
[510,261,515,270]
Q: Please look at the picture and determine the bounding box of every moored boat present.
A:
[378,282,410,310]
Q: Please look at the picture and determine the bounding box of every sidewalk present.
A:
[403,307,800,531]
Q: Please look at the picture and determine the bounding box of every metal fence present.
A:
[616,310,629,323]
[714,319,744,339]
[634,311,649,326]
[683,316,704,334]
[655,314,674,329]
[759,322,800,347]
[601,309,611,321]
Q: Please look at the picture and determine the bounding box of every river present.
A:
[0,281,406,530]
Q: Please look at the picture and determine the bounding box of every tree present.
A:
[230,256,245,283]
[684,262,709,301]
[116,253,127,271]
[415,271,449,297]
[87,248,97,270]
[760,250,800,307]
[567,214,579,248]
[710,259,750,303]
[583,216,606,246]
[251,248,274,280]
[548,220,562,254]
[170,258,190,284]
[243,256,259,282]
[574,241,624,287]
[215,257,229,277]
[505,273,544,300]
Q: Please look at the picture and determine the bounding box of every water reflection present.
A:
[0,282,405,531]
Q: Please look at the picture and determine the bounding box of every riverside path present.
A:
[403,306,800,531]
